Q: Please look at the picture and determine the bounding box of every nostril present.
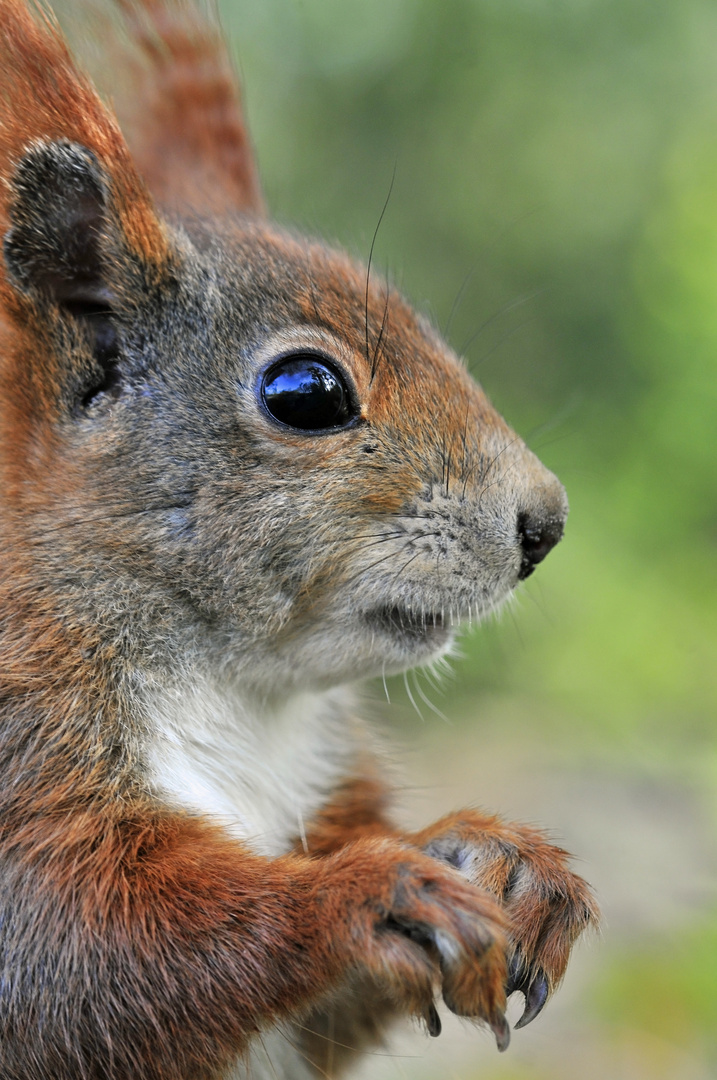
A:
[517,511,565,580]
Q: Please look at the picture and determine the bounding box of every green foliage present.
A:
[594,914,717,1055]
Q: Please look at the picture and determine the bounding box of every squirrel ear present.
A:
[4,140,114,308]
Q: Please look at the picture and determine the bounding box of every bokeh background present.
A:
[222,1,717,1077]
[87,0,717,1075]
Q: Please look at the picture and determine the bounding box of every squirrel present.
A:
[0,1,598,1078]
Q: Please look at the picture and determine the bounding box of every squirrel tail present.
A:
[113,0,265,215]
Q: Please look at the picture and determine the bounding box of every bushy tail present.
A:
[114,0,265,215]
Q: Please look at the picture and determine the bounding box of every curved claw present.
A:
[489,1010,511,1052]
[514,971,549,1029]
[426,1002,442,1038]
[506,953,549,1030]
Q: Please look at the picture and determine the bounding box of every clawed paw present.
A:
[322,839,512,1050]
[316,817,596,1055]
[381,905,510,1049]
[415,811,599,1035]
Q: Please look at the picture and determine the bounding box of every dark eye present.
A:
[261,354,355,431]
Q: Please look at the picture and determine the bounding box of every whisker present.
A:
[465,315,536,374]
[524,391,584,446]
[440,428,448,491]
[288,1018,411,1059]
[365,163,397,371]
[26,498,197,539]
[340,540,417,589]
[371,271,391,382]
[460,406,470,491]
[254,1032,282,1080]
[412,668,449,723]
[419,662,447,696]
[403,668,423,721]
[443,208,541,342]
[530,428,581,454]
[462,449,486,499]
[459,289,544,358]
[521,579,553,625]
[272,1025,332,1080]
[481,435,521,481]
[341,532,408,551]
[381,662,391,704]
[326,1007,335,1080]
[340,530,443,591]
[443,264,476,341]
[387,548,425,589]
[302,267,323,326]
[506,603,527,652]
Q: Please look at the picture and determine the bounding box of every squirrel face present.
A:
[189,224,567,690]
[2,139,566,695]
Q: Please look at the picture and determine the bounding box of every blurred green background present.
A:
[217,0,717,1076]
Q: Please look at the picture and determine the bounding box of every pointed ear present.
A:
[0,0,170,308]
[4,140,114,310]
[115,0,265,217]
[3,138,149,411]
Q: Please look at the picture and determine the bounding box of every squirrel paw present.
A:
[415,812,599,1029]
[319,839,511,1049]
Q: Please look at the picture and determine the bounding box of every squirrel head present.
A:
[0,0,567,696]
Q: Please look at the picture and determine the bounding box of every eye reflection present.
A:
[261,354,355,431]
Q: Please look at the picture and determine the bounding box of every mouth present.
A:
[362,605,453,646]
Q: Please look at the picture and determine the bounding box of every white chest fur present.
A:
[144,677,364,855]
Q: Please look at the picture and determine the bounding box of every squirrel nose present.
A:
[517,510,565,580]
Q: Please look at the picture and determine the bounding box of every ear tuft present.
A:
[4,140,112,307]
